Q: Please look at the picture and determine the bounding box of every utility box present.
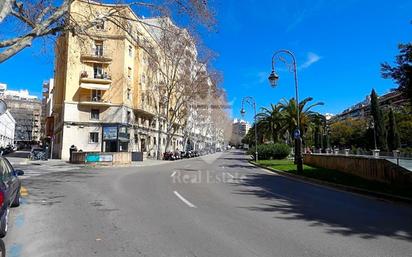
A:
[132,152,143,162]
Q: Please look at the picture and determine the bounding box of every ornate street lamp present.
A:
[370,120,378,150]
[268,49,303,173]
[241,96,258,161]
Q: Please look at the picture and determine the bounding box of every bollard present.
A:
[393,150,400,166]
[345,149,350,156]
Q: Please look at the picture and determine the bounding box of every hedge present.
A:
[248,143,291,160]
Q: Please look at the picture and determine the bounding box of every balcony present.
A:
[80,48,112,63]
[134,102,156,117]
[79,95,113,107]
[80,71,112,88]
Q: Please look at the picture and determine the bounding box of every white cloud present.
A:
[300,52,322,69]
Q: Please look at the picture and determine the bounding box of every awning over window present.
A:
[80,83,110,90]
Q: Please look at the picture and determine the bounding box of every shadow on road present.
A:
[235,171,412,241]
[5,151,29,158]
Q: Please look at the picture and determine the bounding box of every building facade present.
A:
[41,79,55,156]
[0,110,15,148]
[0,83,41,147]
[331,90,408,122]
[230,119,251,146]
[51,0,212,160]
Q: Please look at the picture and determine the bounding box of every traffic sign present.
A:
[293,129,300,139]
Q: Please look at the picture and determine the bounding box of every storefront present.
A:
[102,124,130,152]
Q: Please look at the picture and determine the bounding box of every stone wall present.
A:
[303,154,412,188]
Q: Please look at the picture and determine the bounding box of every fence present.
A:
[303,154,412,188]
[307,148,412,171]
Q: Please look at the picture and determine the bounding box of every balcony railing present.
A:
[80,48,112,63]
[79,95,113,106]
[80,71,112,85]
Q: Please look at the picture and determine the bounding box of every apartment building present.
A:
[331,89,408,122]
[0,110,15,148]
[230,119,251,146]
[51,0,203,160]
[41,79,55,155]
[0,83,42,146]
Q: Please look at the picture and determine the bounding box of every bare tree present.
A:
[0,0,215,63]
[140,17,217,154]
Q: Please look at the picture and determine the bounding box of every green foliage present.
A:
[370,89,388,150]
[255,97,324,147]
[387,108,401,151]
[394,106,412,147]
[382,43,412,106]
[330,119,368,148]
[248,143,291,160]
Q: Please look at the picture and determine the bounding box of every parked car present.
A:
[0,157,24,237]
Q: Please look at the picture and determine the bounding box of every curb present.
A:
[249,160,412,205]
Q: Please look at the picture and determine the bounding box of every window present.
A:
[127,88,131,100]
[91,90,102,102]
[91,109,99,120]
[0,159,12,181]
[89,132,99,143]
[96,20,105,30]
[141,93,145,105]
[95,41,103,56]
[128,45,133,57]
[134,134,138,144]
[163,138,166,145]
[127,111,131,123]
[128,67,132,79]
[154,137,157,145]
[141,138,146,152]
[94,64,103,78]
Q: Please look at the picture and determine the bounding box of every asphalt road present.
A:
[4,150,412,257]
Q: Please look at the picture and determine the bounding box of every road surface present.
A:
[4,150,412,257]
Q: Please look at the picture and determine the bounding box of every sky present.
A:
[0,0,411,124]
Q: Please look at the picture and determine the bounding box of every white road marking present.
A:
[173,191,197,208]
[171,171,177,177]
[226,172,234,178]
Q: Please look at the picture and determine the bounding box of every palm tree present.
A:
[277,97,324,143]
[256,103,283,143]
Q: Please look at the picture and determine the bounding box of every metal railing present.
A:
[307,148,412,171]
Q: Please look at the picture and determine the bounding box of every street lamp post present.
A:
[240,96,258,161]
[268,49,303,173]
[370,120,378,150]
